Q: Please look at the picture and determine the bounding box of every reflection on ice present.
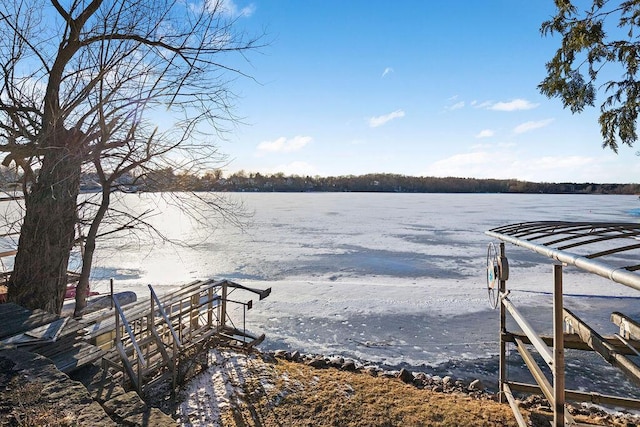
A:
[39,192,640,396]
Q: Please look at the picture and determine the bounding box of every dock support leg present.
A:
[499,242,507,403]
[553,264,565,427]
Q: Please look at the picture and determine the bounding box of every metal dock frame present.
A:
[93,278,270,396]
[486,222,640,427]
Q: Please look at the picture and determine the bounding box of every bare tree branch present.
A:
[0,0,264,314]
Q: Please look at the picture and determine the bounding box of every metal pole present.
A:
[110,278,114,310]
[553,264,565,427]
[207,288,213,328]
[499,242,507,403]
[221,281,228,329]
[115,294,120,342]
[485,230,640,292]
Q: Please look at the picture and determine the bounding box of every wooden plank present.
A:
[80,297,145,329]
[190,294,199,332]
[185,326,223,348]
[206,288,215,328]
[84,317,122,340]
[50,342,105,373]
[27,317,69,341]
[180,323,220,343]
[1,318,69,346]
[67,345,105,371]
[94,330,116,350]
[612,312,640,340]
[31,332,81,356]
[79,296,140,325]
[243,333,265,349]
[0,303,27,317]
[0,306,59,339]
[565,308,640,385]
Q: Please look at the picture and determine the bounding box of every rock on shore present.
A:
[0,348,177,426]
[0,349,114,426]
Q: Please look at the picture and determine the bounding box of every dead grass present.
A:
[219,357,516,427]
[214,356,633,427]
[0,377,76,427]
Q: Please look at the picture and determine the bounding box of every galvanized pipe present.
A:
[502,294,554,368]
[485,231,640,292]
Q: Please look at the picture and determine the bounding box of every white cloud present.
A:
[531,155,594,171]
[444,95,465,111]
[423,149,596,181]
[513,119,554,134]
[368,109,405,128]
[475,129,495,138]
[472,100,494,109]
[381,67,394,78]
[256,135,312,155]
[215,0,256,17]
[447,101,465,111]
[489,99,539,111]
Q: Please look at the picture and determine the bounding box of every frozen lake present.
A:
[5,192,639,395]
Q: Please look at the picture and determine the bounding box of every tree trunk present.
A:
[74,185,110,318]
[7,129,83,314]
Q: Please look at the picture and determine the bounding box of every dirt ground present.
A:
[173,350,637,427]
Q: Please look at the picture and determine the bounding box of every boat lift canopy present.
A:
[486,221,640,293]
[486,221,640,426]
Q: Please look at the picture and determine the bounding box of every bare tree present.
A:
[0,0,262,314]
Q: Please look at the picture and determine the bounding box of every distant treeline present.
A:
[136,170,640,194]
[0,161,636,194]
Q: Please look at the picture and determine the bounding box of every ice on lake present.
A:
[7,192,639,395]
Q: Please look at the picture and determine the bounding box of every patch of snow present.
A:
[177,350,256,426]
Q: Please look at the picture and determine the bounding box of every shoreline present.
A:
[170,346,640,426]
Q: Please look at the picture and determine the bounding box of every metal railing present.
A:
[97,279,269,395]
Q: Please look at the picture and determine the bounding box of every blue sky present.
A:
[216,1,640,183]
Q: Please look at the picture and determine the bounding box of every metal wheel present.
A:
[486,242,500,309]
